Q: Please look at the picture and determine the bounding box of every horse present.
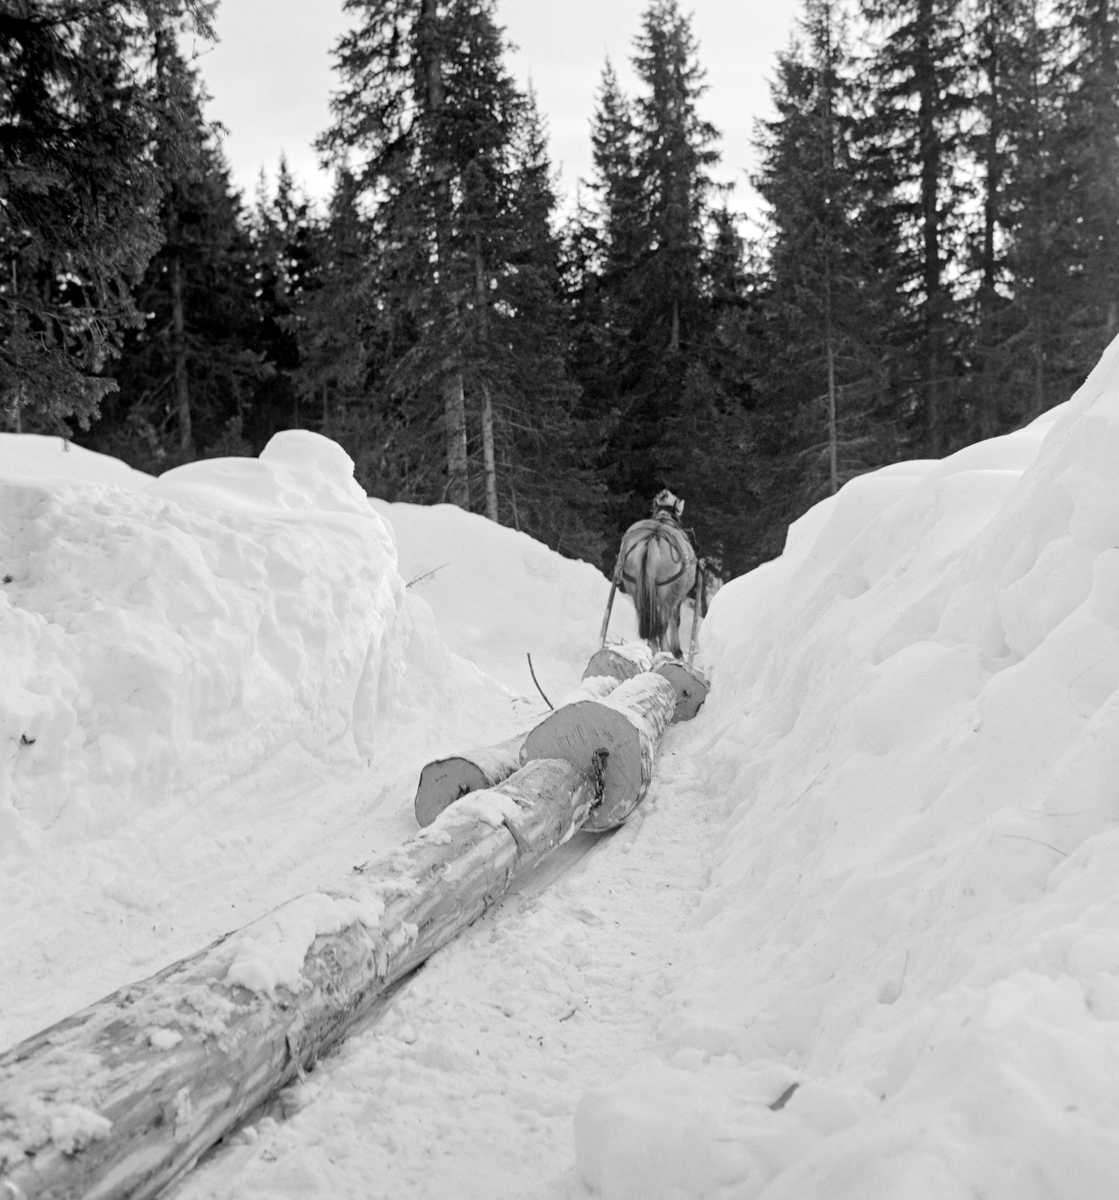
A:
[611,513,698,658]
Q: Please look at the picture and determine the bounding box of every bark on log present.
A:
[413,675,621,827]
[0,758,594,1200]
[582,642,654,684]
[520,672,677,832]
[654,660,710,724]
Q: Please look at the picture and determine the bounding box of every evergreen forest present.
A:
[4,0,1119,580]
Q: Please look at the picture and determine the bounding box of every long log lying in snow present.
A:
[521,671,677,832]
[413,674,622,827]
[0,758,594,1200]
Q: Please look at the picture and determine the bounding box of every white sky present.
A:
[195,0,802,215]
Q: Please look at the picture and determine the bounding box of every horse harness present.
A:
[617,517,694,590]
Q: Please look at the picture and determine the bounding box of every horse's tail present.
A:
[634,534,666,646]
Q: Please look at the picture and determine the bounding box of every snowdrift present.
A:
[0,431,404,854]
[368,497,635,698]
[576,348,1119,1194]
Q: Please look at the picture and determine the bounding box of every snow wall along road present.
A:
[574,340,1119,1197]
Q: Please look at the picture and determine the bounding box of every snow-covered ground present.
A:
[4,329,1119,1197]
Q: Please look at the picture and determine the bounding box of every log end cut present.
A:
[415,757,489,827]
[414,733,525,827]
[654,660,710,723]
[521,672,676,832]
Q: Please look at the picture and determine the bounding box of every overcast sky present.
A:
[195,0,803,215]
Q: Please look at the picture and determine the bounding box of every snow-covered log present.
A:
[414,733,525,827]
[0,758,594,1200]
[413,675,622,827]
[581,642,653,683]
[521,672,677,831]
[654,660,710,723]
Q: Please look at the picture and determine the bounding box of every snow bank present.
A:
[0,430,405,855]
[369,498,636,699]
[0,432,152,490]
[577,342,1119,1194]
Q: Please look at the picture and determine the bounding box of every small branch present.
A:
[405,562,450,589]
[527,653,553,710]
[769,1082,799,1111]
[997,832,1068,857]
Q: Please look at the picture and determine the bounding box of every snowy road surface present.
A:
[167,736,722,1200]
[6,334,1119,1198]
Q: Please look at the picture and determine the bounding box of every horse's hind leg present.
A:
[667,610,683,658]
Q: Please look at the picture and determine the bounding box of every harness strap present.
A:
[619,525,693,589]
[621,561,689,588]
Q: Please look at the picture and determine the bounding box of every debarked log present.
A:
[0,758,595,1200]
[520,671,677,832]
[413,674,622,827]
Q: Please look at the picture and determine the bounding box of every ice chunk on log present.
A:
[413,675,621,827]
[521,671,677,831]
[0,758,592,1200]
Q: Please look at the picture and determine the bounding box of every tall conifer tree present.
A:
[0,0,214,430]
[862,0,969,455]
[319,0,603,553]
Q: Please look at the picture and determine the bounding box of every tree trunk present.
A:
[917,0,944,457]
[521,671,677,831]
[819,0,839,495]
[826,336,838,494]
[1034,337,1046,417]
[421,0,468,509]
[443,369,469,506]
[474,235,499,521]
[170,252,192,457]
[978,3,1001,441]
[481,384,498,521]
[0,758,595,1200]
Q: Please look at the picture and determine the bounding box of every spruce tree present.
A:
[862,0,970,455]
[753,0,904,513]
[318,0,605,554]
[321,0,523,509]
[0,0,214,431]
[577,0,726,537]
[82,43,264,471]
[481,91,608,560]
[1056,0,1119,366]
[247,158,320,447]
